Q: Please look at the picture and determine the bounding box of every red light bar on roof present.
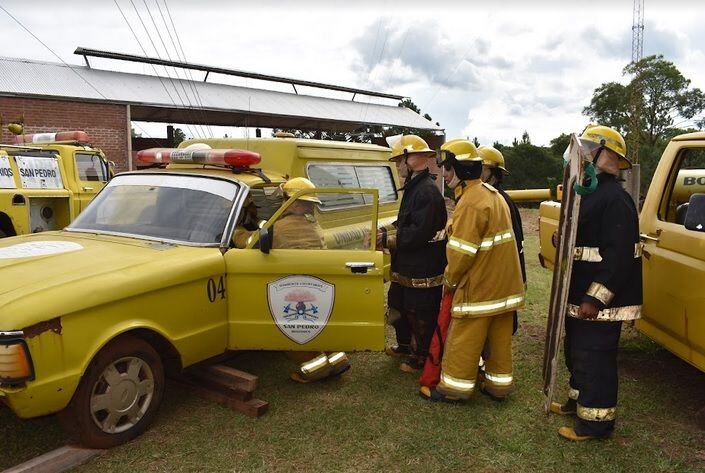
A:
[12,131,91,144]
[136,148,261,167]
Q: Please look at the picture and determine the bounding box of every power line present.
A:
[0,3,108,101]
[159,0,213,137]
[141,0,208,138]
[127,0,203,138]
[0,3,167,149]
[361,21,390,125]
[114,0,200,140]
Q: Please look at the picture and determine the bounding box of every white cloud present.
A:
[0,1,703,144]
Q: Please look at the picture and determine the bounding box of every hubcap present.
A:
[90,356,155,434]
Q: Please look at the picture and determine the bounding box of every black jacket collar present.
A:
[401,168,432,191]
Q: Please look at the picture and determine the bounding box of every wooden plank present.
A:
[201,364,259,392]
[179,374,252,401]
[179,381,268,418]
[3,446,104,473]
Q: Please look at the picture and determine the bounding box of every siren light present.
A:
[136,148,261,167]
[12,131,90,144]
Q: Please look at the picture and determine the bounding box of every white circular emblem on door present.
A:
[267,275,335,344]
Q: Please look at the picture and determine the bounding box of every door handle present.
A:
[639,233,659,243]
[82,186,94,192]
[346,261,375,274]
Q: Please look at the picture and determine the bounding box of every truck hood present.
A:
[0,231,223,331]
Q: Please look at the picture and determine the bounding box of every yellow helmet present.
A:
[437,139,483,180]
[478,145,509,175]
[281,177,321,204]
[580,125,631,170]
[388,134,435,161]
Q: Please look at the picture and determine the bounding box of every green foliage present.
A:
[502,141,563,191]
[172,128,186,146]
[584,55,705,148]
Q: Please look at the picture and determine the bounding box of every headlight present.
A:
[0,335,34,385]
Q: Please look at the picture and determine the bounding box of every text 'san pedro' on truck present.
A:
[0,131,112,238]
[539,131,705,375]
[0,136,399,448]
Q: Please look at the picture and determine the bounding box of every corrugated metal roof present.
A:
[0,56,440,131]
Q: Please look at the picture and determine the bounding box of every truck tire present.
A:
[57,335,165,449]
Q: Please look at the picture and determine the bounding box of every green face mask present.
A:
[573,162,598,196]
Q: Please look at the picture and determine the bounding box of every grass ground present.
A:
[2,209,705,472]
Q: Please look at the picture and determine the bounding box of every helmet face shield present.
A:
[578,138,603,155]
[436,149,455,170]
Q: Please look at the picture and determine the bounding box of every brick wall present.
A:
[0,96,129,171]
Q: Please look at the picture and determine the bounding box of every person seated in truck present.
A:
[272,177,351,383]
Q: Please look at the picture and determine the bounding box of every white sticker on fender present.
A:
[0,241,84,259]
[267,275,335,344]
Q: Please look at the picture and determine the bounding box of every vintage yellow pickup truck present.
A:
[0,142,392,448]
[539,131,705,375]
[0,131,112,238]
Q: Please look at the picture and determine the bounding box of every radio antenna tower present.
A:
[628,0,645,164]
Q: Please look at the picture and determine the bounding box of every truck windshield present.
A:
[68,174,239,245]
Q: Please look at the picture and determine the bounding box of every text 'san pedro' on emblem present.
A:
[267,275,335,344]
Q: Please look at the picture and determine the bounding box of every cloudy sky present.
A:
[1,0,704,145]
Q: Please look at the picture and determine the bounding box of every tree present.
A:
[549,133,571,157]
[584,55,705,148]
[472,137,480,147]
[173,127,186,146]
[521,131,531,145]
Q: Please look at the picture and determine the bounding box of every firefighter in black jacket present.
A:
[551,125,643,441]
[382,135,447,372]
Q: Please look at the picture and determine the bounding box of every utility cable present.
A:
[141,0,208,138]
[128,0,202,138]
[159,0,213,137]
[114,0,199,140]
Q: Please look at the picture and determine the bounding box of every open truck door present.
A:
[224,187,385,352]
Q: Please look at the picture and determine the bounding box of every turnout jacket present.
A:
[497,186,526,284]
[390,169,447,281]
[568,173,643,321]
[273,213,326,250]
[444,180,525,318]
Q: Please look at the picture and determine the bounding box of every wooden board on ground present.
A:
[2,446,105,473]
[174,363,268,418]
[542,133,587,413]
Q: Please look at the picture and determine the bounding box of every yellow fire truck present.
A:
[0,131,112,238]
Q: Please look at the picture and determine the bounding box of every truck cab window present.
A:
[660,148,705,226]
[76,154,107,182]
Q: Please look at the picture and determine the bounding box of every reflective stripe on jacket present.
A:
[445,180,525,318]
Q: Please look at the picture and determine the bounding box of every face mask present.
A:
[447,174,462,189]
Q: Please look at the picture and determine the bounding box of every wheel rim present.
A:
[89,356,155,434]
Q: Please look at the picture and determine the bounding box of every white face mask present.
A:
[444,168,462,189]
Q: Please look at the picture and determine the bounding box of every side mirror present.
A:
[684,193,705,232]
[259,227,273,253]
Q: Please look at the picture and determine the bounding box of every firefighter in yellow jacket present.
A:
[274,177,351,383]
[421,141,525,402]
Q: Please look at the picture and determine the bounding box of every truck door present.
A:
[74,152,109,212]
[224,188,385,352]
[638,144,705,370]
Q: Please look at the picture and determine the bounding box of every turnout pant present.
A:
[287,351,349,381]
[388,282,442,364]
[564,317,622,437]
[437,311,514,399]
